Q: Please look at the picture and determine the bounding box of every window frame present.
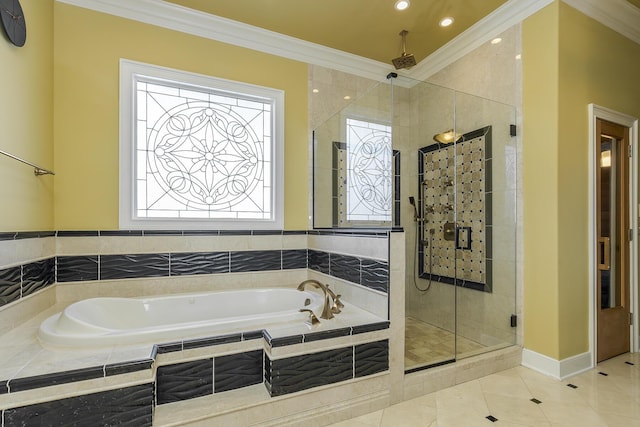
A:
[119,59,284,230]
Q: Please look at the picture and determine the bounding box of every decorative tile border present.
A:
[54,248,387,293]
[0,257,55,308]
[3,383,154,427]
[157,359,213,405]
[265,339,389,397]
[262,322,388,348]
[308,250,389,294]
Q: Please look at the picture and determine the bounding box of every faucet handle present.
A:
[331,294,344,314]
[299,308,320,326]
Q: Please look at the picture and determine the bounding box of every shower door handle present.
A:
[598,237,610,270]
[455,226,472,250]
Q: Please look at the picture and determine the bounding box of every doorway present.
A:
[595,118,631,362]
[591,106,637,363]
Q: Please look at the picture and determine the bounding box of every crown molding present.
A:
[562,0,640,45]
[56,0,639,84]
[407,0,554,81]
[56,0,393,81]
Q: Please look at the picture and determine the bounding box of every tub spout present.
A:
[297,279,335,320]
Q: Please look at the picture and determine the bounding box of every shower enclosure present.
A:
[312,73,517,373]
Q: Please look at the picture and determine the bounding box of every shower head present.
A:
[408,196,416,206]
[391,30,417,70]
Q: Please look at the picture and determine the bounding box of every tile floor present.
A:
[328,352,640,426]
[405,317,486,370]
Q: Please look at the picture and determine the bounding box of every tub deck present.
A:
[0,296,388,418]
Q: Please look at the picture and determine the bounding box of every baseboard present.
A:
[522,348,593,380]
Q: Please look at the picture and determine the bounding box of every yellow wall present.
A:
[523,1,640,360]
[0,0,54,231]
[53,3,308,230]
[522,2,561,359]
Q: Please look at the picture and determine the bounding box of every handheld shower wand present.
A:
[408,196,418,222]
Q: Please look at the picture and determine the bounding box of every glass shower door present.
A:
[453,92,517,359]
[402,77,458,371]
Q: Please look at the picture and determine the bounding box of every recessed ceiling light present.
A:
[491,37,502,44]
[343,95,351,100]
[312,88,319,93]
[439,17,454,27]
[395,0,410,11]
[515,54,522,60]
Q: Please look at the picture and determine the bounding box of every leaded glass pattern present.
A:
[345,118,392,223]
[134,78,273,220]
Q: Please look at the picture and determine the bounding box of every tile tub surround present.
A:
[0,297,389,426]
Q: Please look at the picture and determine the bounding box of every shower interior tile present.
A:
[404,317,485,370]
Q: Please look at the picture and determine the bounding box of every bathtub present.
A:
[38,288,324,347]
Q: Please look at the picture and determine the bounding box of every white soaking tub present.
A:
[38,288,324,347]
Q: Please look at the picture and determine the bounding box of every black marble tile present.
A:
[182,230,220,236]
[56,230,100,237]
[4,383,154,427]
[170,252,230,276]
[219,230,252,236]
[355,340,389,378]
[230,250,281,273]
[304,327,352,342]
[100,253,170,280]
[56,255,99,282]
[142,230,183,236]
[264,332,304,348]
[242,330,265,341]
[266,347,353,396]
[156,342,183,354]
[0,380,8,394]
[282,249,307,269]
[252,230,283,236]
[308,250,330,274]
[330,253,361,284]
[0,232,17,240]
[214,350,263,393]
[99,230,144,236]
[351,321,390,335]
[360,259,389,293]
[156,359,213,405]
[9,366,105,392]
[182,334,242,350]
[22,258,55,297]
[105,359,154,377]
[15,231,49,240]
[0,266,21,307]
[283,230,308,235]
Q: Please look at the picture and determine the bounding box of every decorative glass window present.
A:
[344,118,393,224]
[119,60,284,229]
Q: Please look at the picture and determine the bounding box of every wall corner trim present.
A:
[522,348,593,380]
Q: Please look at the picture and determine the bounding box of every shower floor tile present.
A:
[404,317,485,370]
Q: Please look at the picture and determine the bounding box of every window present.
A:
[344,118,393,224]
[120,60,284,229]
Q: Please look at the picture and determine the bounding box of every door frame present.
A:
[588,104,639,367]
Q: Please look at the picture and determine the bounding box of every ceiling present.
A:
[166,0,510,63]
[164,0,511,65]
